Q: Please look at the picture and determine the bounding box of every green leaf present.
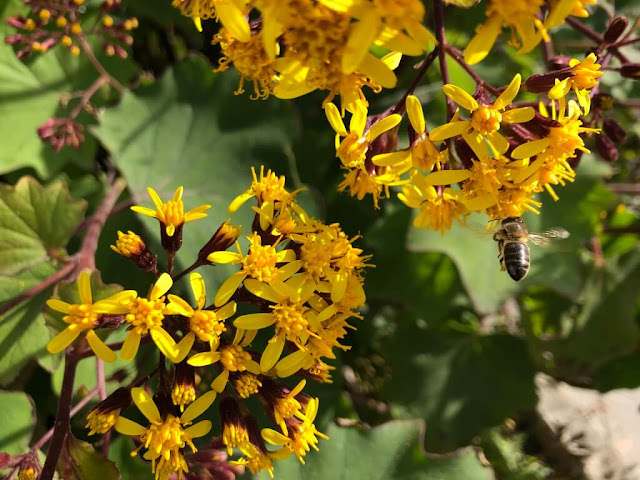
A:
[93,56,297,294]
[107,436,152,480]
[593,351,640,392]
[58,434,119,480]
[382,327,537,452]
[257,421,494,480]
[0,391,35,455]
[407,157,616,313]
[0,177,86,384]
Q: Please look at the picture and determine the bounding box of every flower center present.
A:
[86,409,120,435]
[156,199,184,230]
[252,168,290,205]
[113,231,144,257]
[140,414,194,478]
[471,106,503,134]
[233,373,263,398]
[220,344,253,372]
[190,310,227,343]
[271,302,310,343]
[125,297,165,334]
[65,304,99,329]
[275,396,302,423]
[242,242,281,283]
[300,240,332,279]
[547,121,585,157]
[372,0,425,31]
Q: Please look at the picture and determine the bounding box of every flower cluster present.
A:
[5,0,138,59]
[324,52,601,234]
[175,0,434,112]
[45,167,371,479]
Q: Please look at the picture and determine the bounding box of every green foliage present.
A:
[0,391,35,455]
[58,435,119,480]
[257,421,494,480]
[0,177,86,384]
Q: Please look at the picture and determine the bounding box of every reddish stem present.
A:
[433,0,455,120]
[69,75,108,120]
[76,34,124,93]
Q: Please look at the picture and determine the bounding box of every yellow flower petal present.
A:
[120,330,141,362]
[260,335,285,372]
[372,150,411,167]
[228,191,253,214]
[131,386,161,423]
[275,350,310,378]
[502,107,535,124]
[150,273,173,300]
[114,417,146,436]
[181,390,217,423]
[462,129,490,160]
[189,273,206,310]
[211,369,230,392]
[406,95,426,134]
[166,294,195,317]
[150,327,178,361]
[46,298,71,314]
[486,131,509,156]
[493,74,521,110]
[423,169,472,185]
[234,313,276,330]
[330,272,348,303]
[460,193,497,211]
[381,51,403,71]
[350,100,367,136]
[511,138,551,159]
[130,206,157,218]
[47,327,81,354]
[86,330,117,363]
[173,332,195,363]
[443,84,478,112]
[77,271,92,305]
[325,102,348,136]
[406,20,437,49]
[464,14,502,65]
[207,251,240,264]
[382,33,424,56]
[147,187,163,209]
[217,301,237,320]
[216,3,251,43]
[262,428,290,446]
[214,272,246,307]
[429,120,470,142]
[244,278,280,303]
[358,53,397,89]
[188,351,222,367]
[369,114,402,141]
[184,420,212,439]
[342,9,380,74]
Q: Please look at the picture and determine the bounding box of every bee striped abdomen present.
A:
[503,242,530,281]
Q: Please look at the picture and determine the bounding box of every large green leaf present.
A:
[0,177,86,384]
[407,157,616,313]
[58,434,119,480]
[257,421,494,480]
[0,391,35,455]
[93,56,299,294]
[382,327,537,452]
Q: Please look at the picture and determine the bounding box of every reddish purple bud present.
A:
[5,34,23,45]
[620,63,640,79]
[595,134,619,162]
[603,118,627,143]
[522,70,573,93]
[37,118,85,152]
[604,16,628,45]
[6,16,27,29]
[547,55,572,70]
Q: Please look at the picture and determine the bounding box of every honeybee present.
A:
[493,216,569,281]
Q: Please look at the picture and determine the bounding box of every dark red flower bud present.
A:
[620,63,640,79]
[521,70,573,93]
[595,134,618,162]
[604,16,628,45]
[603,118,627,143]
[547,55,572,71]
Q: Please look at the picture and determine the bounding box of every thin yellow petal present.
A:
[181,390,217,423]
[260,336,286,372]
[114,417,146,436]
[511,138,551,159]
[151,327,177,361]
[464,14,502,65]
[493,74,521,110]
[173,332,195,363]
[325,102,348,136]
[369,114,402,141]
[166,294,195,317]
[429,121,470,142]
[47,327,81,354]
[216,301,237,320]
[77,271,92,305]
[150,273,173,300]
[228,191,253,214]
[234,313,276,330]
[342,10,380,74]
[275,350,309,378]
[184,420,212,439]
[46,299,71,314]
[188,351,221,367]
[147,187,163,209]
[358,53,397,89]
[262,428,290,446]
[211,369,230,392]
[217,3,251,42]
[130,206,157,218]
[131,387,161,423]
[443,85,478,111]
[120,330,141,362]
[424,169,472,185]
[86,330,117,363]
[462,130,490,160]
[486,131,510,156]
[331,272,348,303]
[502,107,535,124]
[406,95,426,134]
[189,273,206,310]
[244,278,280,303]
[372,150,411,167]
[214,272,246,307]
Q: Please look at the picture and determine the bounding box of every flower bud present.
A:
[602,118,627,143]
[161,223,183,255]
[620,63,640,80]
[86,387,131,435]
[595,134,618,162]
[110,230,157,272]
[171,362,197,411]
[522,70,573,93]
[198,220,241,261]
[604,16,628,45]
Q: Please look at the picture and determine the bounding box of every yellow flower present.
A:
[337,168,389,208]
[207,233,302,307]
[86,387,131,435]
[171,0,251,41]
[115,387,215,480]
[233,372,263,398]
[131,186,211,237]
[46,271,136,362]
[120,273,195,363]
[110,230,144,257]
[548,53,602,115]
[261,397,328,464]
[430,75,535,161]
[260,378,307,435]
[167,273,235,348]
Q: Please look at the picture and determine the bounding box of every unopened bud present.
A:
[55,16,67,28]
[102,15,114,27]
[70,45,80,56]
[604,16,628,45]
[620,63,640,79]
[86,387,131,435]
[603,118,627,143]
[24,18,36,30]
[39,9,51,22]
[547,55,572,71]
[60,35,72,47]
[595,134,618,162]
[199,221,241,261]
[522,70,573,93]
[104,44,115,56]
[111,230,157,272]
[70,23,82,35]
[172,362,197,411]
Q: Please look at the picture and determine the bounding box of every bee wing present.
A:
[528,228,570,246]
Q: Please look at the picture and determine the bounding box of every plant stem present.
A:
[566,17,630,63]
[433,0,455,120]
[389,47,439,116]
[442,44,501,95]
[76,35,124,93]
[40,351,80,480]
[69,75,108,120]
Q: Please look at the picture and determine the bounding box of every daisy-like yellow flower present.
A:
[325,100,402,169]
[430,75,535,160]
[207,233,302,307]
[188,333,261,393]
[115,387,216,480]
[120,273,195,363]
[167,273,236,349]
[46,271,136,362]
[131,186,211,237]
[171,0,251,41]
[548,53,602,115]
[260,378,307,435]
[398,172,469,235]
[261,397,328,464]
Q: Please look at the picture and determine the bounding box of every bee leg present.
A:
[498,256,506,271]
